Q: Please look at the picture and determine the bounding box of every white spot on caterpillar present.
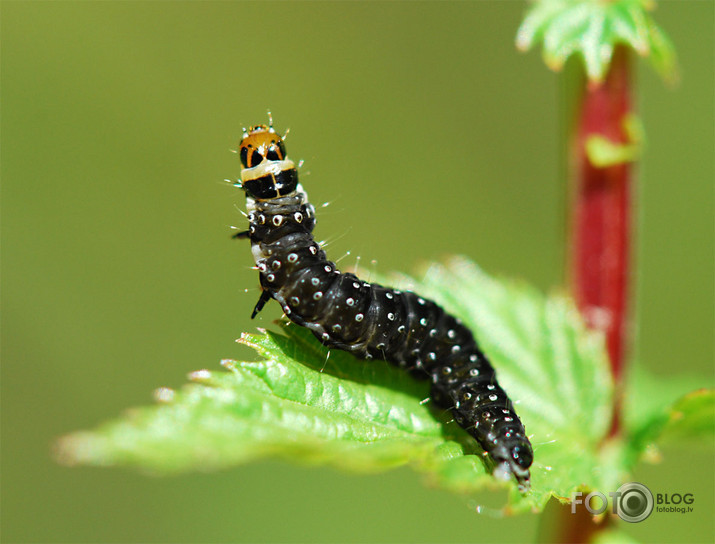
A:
[311,278,320,286]
[387,312,395,321]
[419,318,428,326]
[487,384,495,390]
[324,265,332,272]
[293,212,303,223]
[272,260,281,269]
[353,282,360,289]
[355,313,364,322]
[470,368,480,376]
[397,325,406,333]
[290,296,300,305]
[451,345,461,353]
[417,298,425,305]
[272,215,284,226]
[346,297,355,306]
[266,273,275,282]
[470,354,478,362]
[489,394,498,401]
[427,352,436,361]
[386,292,394,299]
[429,328,438,337]
[309,246,318,255]
[447,329,456,339]
[313,291,323,300]
[287,253,298,263]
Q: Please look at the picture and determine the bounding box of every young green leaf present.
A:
[56,257,617,514]
[661,389,714,441]
[516,0,677,83]
[623,364,714,465]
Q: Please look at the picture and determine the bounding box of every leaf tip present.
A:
[515,26,534,52]
[187,369,212,382]
[153,386,176,403]
[53,432,106,468]
[220,358,238,370]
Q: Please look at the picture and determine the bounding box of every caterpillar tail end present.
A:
[493,460,531,493]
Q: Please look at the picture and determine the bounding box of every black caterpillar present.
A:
[232,121,533,491]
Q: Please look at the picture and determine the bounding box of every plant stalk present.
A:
[538,500,613,544]
[570,46,634,438]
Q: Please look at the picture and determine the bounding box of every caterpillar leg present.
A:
[232,230,250,240]
[251,290,272,319]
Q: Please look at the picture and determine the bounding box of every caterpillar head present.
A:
[238,124,298,199]
[239,125,287,169]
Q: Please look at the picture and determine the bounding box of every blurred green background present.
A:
[2,1,712,542]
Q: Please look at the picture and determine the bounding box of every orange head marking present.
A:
[239,125,287,169]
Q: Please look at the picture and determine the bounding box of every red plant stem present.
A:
[570,47,633,438]
[539,501,613,544]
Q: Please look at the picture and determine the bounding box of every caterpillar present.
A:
[232,120,533,491]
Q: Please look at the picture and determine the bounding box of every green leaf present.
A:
[590,527,642,544]
[623,364,714,464]
[384,258,619,506]
[516,0,678,83]
[662,389,715,441]
[56,257,616,514]
[585,113,645,167]
[585,135,637,167]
